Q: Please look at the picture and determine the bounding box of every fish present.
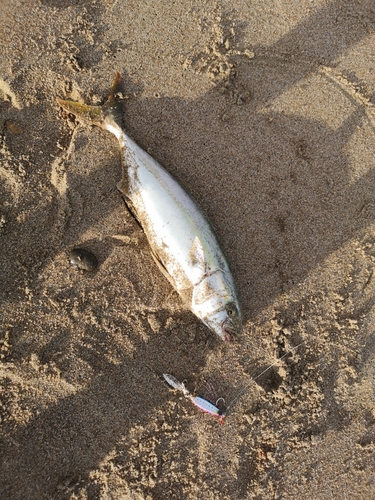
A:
[56,72,242,341]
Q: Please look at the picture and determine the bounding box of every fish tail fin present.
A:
[56,72,123,136]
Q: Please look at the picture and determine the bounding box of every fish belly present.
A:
[118,133,227,295]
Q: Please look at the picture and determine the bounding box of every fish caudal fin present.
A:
[56,72,123,133]
[56,98,105,126]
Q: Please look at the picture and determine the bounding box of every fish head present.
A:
[192,271,242,341]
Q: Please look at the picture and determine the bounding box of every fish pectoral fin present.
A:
[118,192,143,230]
[150,249,176,289]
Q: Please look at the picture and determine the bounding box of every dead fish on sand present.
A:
[57,73,241,341]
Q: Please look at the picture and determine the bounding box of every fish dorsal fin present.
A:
[190,236,207,278]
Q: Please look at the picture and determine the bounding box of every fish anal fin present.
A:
[118,190,144,231]
[150,249,176,289]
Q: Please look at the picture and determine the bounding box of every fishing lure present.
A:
[163,342,305,424]
[163,373,225,424]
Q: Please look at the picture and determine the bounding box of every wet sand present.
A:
[1,1,375,498]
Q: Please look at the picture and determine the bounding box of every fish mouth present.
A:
[222,319,237,342]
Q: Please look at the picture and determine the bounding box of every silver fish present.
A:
[57,73,241,341]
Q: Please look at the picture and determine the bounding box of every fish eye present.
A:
[226,303,237,317]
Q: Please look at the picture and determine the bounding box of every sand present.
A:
[1,0,375,498]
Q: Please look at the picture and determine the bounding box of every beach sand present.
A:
[1,1,375,498]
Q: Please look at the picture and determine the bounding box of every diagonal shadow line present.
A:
[2,2,375,498]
